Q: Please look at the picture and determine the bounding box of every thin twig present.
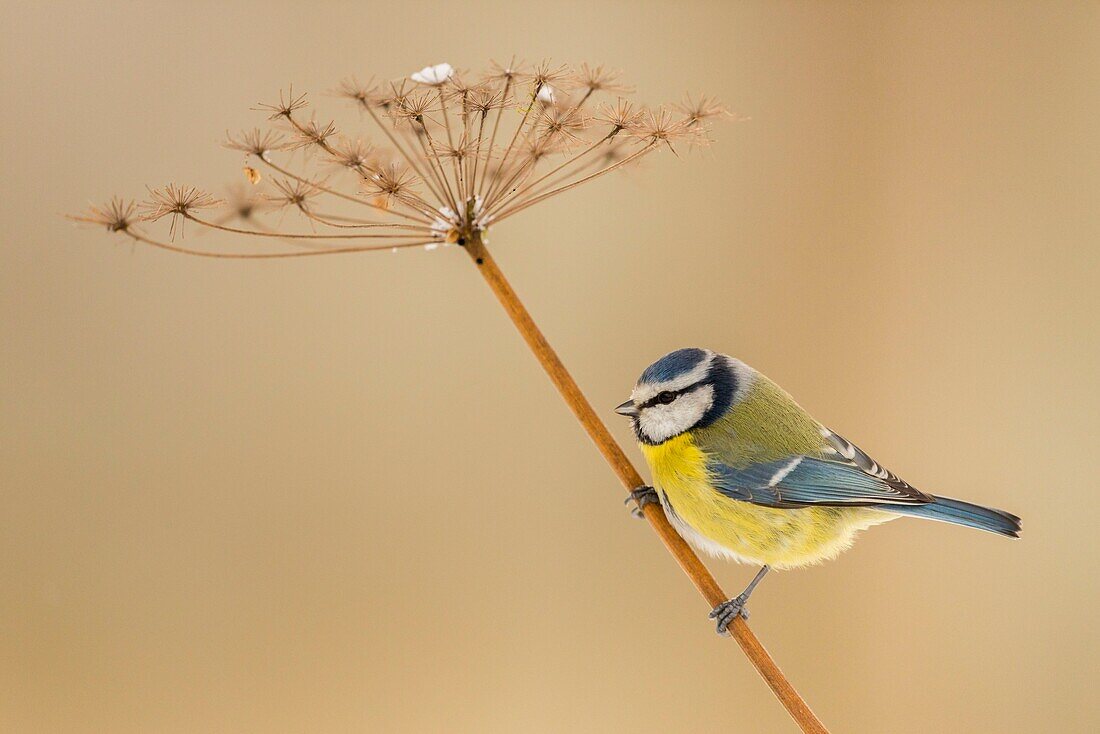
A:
[481,83,541,205]
[301,210,433,231]
[463,234,828,734]
[116,227,437,258]
[488,141,657,223]
[182,213,430,240]
[483,131,613,218]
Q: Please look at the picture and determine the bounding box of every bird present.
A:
[615,347,1021,634]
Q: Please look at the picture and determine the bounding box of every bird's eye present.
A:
[657,391,676,405]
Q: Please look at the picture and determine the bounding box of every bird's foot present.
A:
[625,485,660,519]
[709,594,750,635]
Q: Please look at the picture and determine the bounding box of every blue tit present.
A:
[615,348,1020,634]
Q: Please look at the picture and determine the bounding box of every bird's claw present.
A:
[709,594,750,635]
[625,485,660,518]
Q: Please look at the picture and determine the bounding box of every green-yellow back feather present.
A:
[694,373,825,467]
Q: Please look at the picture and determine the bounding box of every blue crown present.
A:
[640,347,709,383]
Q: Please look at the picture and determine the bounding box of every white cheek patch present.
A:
[638,384,715,443]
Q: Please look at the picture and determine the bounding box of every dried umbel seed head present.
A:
[326,138,376,170]
[225,128,293,159]
[595,98,643,137]
[76,59,733,258]
[535,107,589,146]
[138,184,223,237]
[255,88,308,120]
[334,77,375,108]
[676,93,735,128]
[522,137,563,165]
[270,178,324,211]
[224,182,274,221]
[389,90,436,126]
[140,184,221,220]
[361,162,420,203]
[631,106,700,151]
[373,81,412,112]
[530,61,572,92]
[442,72,484,105]
[289,117,338,151]
[484,58,528,85]
[575,64,633,97]
[70,197,137,232]
[467,87,508,116]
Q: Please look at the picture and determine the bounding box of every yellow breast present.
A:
[640,434,893,569]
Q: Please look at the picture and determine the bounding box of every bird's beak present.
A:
[615,399,639,417]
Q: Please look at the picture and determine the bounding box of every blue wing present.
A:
[708,429,933,508]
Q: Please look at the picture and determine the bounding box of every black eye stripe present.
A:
[639,385,696,409]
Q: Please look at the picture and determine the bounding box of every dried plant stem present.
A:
[483,133,611,219]
[414,125,460,213]
[481,86,540,205]
[182,214,430,240]
[475,77,513,195]
[301,211,431,231]
[118,228,435,258]
[464,234,828,734]
[469,111,490,198]
[489,142,657,223]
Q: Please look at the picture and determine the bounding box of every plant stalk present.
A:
[463,234,828,734]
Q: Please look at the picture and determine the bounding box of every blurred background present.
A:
[2,1,1098,732]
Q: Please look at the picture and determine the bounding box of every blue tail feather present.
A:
[886,495,1021,538]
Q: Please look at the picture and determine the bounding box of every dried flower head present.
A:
[437,137,479,163]
[334,77,376,108]
[327,137,376,170]
[361,162,420,204]
[270,178,324,211]
[468,87,508,116]
[485,58,528,84]
[575,64,633,96]
[535,107,588,145]
[530,61,571,91]
[224,182,274,221]
[76,59,730,257]
[522,137,564,164]
[225,128,293,159]
[390,90,436,126]
[374,81,412,111]
[255,88,308,120]
[631,106,698,152]
[442,72,483,105]
[290,117,338,151]
[69,197,137,232]
[595,98,643,137]
[676,93,734,128]
[141,184,221,218]
[140,184,223,236]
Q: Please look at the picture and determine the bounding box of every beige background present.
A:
[2,1,1098,732]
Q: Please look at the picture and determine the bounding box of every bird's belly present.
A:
[642,436,893,569]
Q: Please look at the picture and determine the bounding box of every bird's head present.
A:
[616,347,747,445]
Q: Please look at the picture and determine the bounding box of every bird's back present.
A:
[693,372,826,467]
